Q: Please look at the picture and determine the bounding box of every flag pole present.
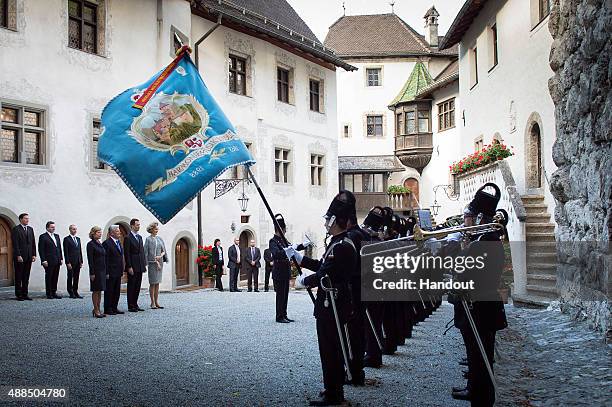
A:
[246,166,316,304]
[192,14,223,286]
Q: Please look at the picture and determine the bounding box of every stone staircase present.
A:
[514,195,559,307]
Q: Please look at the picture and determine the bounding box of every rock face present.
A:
[548,0,611,337]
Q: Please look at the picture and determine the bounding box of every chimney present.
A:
[424,6,440,48]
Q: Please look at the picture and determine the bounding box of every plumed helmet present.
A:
[363,206,384,231]
[467,183,501,217]
[325,190,356,219]
[274,213,286,232]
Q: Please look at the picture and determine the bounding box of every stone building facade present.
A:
[548,0,611,335]
[0,0,351,293]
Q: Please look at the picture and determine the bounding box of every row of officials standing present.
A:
[10,213,167,318]
[11,213,84,300]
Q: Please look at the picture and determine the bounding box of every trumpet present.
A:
[410,221,506,242]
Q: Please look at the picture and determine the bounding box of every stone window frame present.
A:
[437,98,456,132]
[309,153,325,187]
[170,25,189,58]
[90,117,111,172]
[276,64,295,105]
[227,48,253,98]
[342,123,351,138]
[487,22,499,71]
[364,112,386,138]
[341,172,385,193]
[474,135,484,152]
[273,146,292,184]
[66,0,107,57]
[0,0,17,31]
[530,0,551,30]
[0,98,49,169]
[469,45,479,89]
[228,141,253,179]
[365,66,383,87]
[308,77,325,114]
[229,54,248,96]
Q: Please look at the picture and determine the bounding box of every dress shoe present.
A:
[105,310,117,315]
[247,289,252,292]
[309,394,345,406]
[451,389,471,401]
[459,358,468,366]
[264,289,269,292]
[75,294,83,299]
[217,288,224,292]
[156,305,164,309]
[23,296,33,301]
[114,309,125,314]
[46,295,53,299]
[128,308,138,312]
[276,318,290,323]
[137,307,145,311]
[53,294,62,299]
[285,317,295,322]
[69,294,76,299]
[452,386,467,393]
[363,356,382,368]
[254,289,259,292]
[16,297,24,301]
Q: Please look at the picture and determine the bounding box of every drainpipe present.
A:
[193,13,222,285]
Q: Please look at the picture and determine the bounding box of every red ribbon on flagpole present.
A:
[132,45,193,110]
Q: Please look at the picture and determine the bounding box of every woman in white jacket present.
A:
[144,222,168,309]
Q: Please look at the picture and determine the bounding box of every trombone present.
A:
[360,220,506,258]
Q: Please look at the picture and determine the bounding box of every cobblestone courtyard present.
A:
[0,290,609,406]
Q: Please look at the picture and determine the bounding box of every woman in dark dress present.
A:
[87,226,106,318]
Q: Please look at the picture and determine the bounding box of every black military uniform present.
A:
[299,191,358,406]
[345,223,367,385]
[269,215,292,323]
[451,183,508,406]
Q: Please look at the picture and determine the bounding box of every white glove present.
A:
[295,269,314,289]
[290,243,300,251]
[283,246,303,264]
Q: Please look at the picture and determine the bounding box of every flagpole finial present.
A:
[176,44,192,56]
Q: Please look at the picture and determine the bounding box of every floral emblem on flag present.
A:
[130,91,210,155]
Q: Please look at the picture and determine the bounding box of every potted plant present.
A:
[196,245,215,288]
[387,185,412,208]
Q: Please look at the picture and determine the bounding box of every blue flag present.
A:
[99,48,254,223]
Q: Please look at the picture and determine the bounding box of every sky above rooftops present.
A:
[287,0,463,44]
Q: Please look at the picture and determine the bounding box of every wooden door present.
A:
[403,177,420,209]
[238,230,252,281]
[527,123,542,189]
[0,217,13,287]
[175,238,189,286]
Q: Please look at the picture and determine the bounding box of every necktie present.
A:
[252,247,254,259]
[116,240,122,254]
[73,236,78,245]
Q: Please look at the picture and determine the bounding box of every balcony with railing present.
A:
[352,192,416,213]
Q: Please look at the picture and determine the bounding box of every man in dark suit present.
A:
[103,225,125,315]
[245,239,261,292]
[211,239,224,291]
[269,214,293,323]
[227,237,242,292]
[10,213,36,301]
[263,247,273,292]
[38,221,63,299]
[62,224,83,299]
[123,218,146,312]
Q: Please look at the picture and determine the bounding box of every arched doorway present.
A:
[526,122,542,189]
[403,177,420,209]
[238,229,254,281]
[175,238,190,286]
[0,216,14,287]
